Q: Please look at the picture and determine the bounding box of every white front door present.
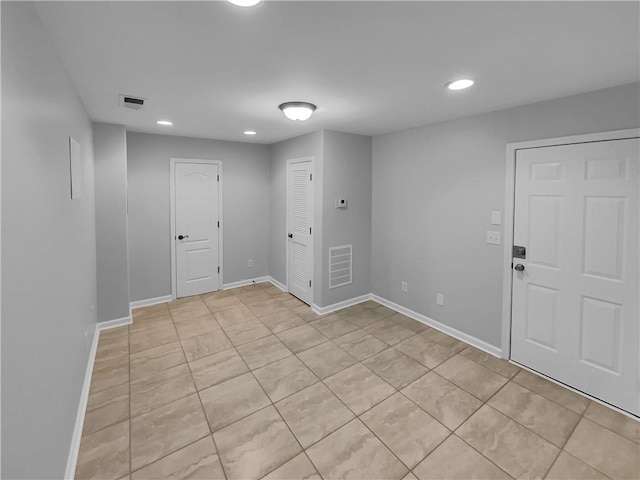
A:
[511,138,639,415]
[175,162,220,298]
[287,159,314,305]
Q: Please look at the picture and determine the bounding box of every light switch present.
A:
[486,231,501,245]
[491,211,502,225]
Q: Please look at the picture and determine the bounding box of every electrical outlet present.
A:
[248,259,253,268]
[436,293,444,306]
[486,231,501,245]
[401,281,408,292]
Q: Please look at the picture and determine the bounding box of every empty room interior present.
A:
[2,1,640,479]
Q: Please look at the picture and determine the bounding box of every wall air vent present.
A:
[119,94,146,111]
[329,245,353,289]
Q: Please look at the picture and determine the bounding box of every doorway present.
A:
[503,130,639,416]
[170,158,222,298]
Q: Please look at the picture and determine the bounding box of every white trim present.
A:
[311,293,372,315]
[286,156,315,303]
[170,158,223,301]
[222,276,270,290]
[267,276,287,292]
[130,294,173,310]
[372,294,503,358]
[501,128,640,358]
[97,314,132,331]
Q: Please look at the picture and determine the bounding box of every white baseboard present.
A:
[267,276,287,292]
[222,276,270,290]
[311,294,373,316]
[65,323,100,479]
[97,313,132,331]
[371,294,502,358]
[130,294,173,310]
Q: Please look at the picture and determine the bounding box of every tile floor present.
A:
[75,282,640,480]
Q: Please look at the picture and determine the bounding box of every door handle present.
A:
[514,264,525,272]
[288,233,293,238]
[178,235,189,240]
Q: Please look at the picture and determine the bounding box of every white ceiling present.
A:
[34,1,639,144]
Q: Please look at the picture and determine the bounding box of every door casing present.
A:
[170,158,223,300]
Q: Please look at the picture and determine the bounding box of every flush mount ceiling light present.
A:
[279,102,317,122]
[446,79,475,91]
[244,130,257,135]
[156,120,173,126]
[228,0,261,7]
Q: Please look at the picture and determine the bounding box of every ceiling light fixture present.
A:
[279,102,317,122]
[228,0,261,7]
[156,120,173,126]
[244,130,257,135]
[446,79,474,91]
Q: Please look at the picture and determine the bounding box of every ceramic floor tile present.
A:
[363,348,429,389]
[236,334,292,370]
[214,305,259,329]
[512,370,590,414]
[76,420,129,480]
[214,406,302,480]
[281,296,306,310]
[129,315,173,334]
[291,305,322,322]
[130,324,178,354]
[434,355,508,400]
[297,341,357,379]
[130,363,196,417]
[248,298,290,317]
[403,474,419,480]
[253,355,317,402]
[583,401,639,444]
[170,304,212,323]
[364,318,416,345]
[173,314,220,340]
[324,363,396,415]
[260,309,306,333]
[389,313,429,333]
[99,326,129,342]
[180,328,232,362]
[395,335,458,369]
[413,435,510,480]
[168,295,206,309]
[90,354,129,393]
[401,372,482,430]
[564,417,639,479]
[345,310,388,328]
[199,372,271,432]
[133,303,170,320]
[488,381,580,447]
[275,382,355,448]
[201,289,236,302]
[204,294,244,312]
[457,405,559,479]
[276,324,328,353]
[420,329,467,352]
[189,348,249,391]
[226,323,272,346]
[545,452,608,479]
[361,393,449,468]
[334,329,388,361]
[95,333,129,363]
[460,346,520,379]
[131,436,224,480]
[306,419,408,480]
[262,453,321,480]
[83,383,129,435]
[130,341,186,381]
[312,316,359,339]
[130,394,210,471]
[237,290,272,306]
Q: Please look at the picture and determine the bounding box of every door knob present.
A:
[514,264,525,272]
[178,235,189,240]
[288,233,293,238]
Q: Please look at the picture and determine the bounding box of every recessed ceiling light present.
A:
[156,120,173,126]
[446,79,474,91]
[279,102,317,122]
[228,0,261,7]
[244,130,257,135]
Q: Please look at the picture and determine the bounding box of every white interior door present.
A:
[175,162,220,298]
[511,138,639,415]
[287,159,313,305]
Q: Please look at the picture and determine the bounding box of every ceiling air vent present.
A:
[119,94,146,111]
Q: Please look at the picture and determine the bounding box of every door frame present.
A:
[169,158,223,300]
[285,156,315,304]
[501,128,639,359]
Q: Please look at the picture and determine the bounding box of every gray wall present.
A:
[372,82,640,348]
[127,132,270,302]
[1,3,98,478]
[94,123,130,321]
[268,131,324,302]
[322,131,372,306]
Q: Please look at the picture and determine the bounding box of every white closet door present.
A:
[287,160,313,305]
